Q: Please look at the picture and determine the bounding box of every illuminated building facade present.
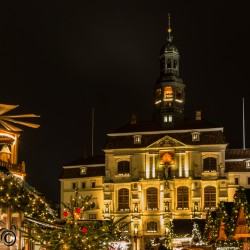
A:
[59,15,250,249]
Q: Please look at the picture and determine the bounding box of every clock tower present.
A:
[153,14,185,129]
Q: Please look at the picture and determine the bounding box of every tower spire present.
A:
[167,13,173,43]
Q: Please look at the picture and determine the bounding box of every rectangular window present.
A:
[72,182,77,190]
[81,182,86,189]
[80,167,87,175]
[163,115,173,123]
[91,181,96,188]
[235,178,239,185]
[89,214,96,220]
[248,177,250,185]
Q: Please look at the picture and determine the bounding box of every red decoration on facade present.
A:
[63,211,69,217]
[75,207,81,214]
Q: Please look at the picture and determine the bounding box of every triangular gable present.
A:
[147,135,185,148]
[234,207,250,239]
[217,221,227,241]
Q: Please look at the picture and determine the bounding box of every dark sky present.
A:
[1,1,250,205]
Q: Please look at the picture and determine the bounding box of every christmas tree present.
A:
[191,222,203,246]
[21,189,128,249]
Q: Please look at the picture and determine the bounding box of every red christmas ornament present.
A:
[75,207,81,214]
[81,226,88,233]
[63,211,69,217]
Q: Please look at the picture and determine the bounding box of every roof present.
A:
[104,130,226,150]
[64,154,105,166]
[225,148,250,172]
[59,166,105,179]
[60,154,105,179]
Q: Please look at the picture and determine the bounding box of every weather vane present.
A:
[0,103,40,132]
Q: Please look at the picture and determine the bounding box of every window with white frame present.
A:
[246,161,250,168]
[80,166,87,175]
[191,132,200,141]
[133,135,142,144]
[163,115,173,123]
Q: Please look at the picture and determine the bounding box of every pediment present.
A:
[148,135,185,148]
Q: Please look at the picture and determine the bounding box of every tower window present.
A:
[163,115,173,123]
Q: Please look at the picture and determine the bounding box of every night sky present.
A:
[1,1,250,205]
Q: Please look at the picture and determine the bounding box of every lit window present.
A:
[246,161,250,168]
[164,86,173,100]
[147,221,157,232]
[133,135,142,144]
[163,115,173,123]
[204,186,216,209]
[192,132,200,141]
[80,167,87,175]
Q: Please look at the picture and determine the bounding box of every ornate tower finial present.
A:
[167,13,173,43]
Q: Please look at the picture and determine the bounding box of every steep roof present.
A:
[59,154,105,180]
[225,148,250,172]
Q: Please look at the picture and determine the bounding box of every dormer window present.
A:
[246,161,250,169]
[80,166,87,175]
[134,135,142,144]
[192,132,200,141]
[163,115,172,123]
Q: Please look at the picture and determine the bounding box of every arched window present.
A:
[118,161,130,175]
[203,157,217,172]
[204,186,216,209]
[118,188,129,211]
[177,186,189,209]
[147,221,157,232]
[146,187,158,210]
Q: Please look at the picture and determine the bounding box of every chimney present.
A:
[130,114,137,124]
[195,111,201,120]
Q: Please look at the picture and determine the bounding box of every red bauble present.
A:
[75,207,81,214]
[63,211,69,217]
[81,227,88,233]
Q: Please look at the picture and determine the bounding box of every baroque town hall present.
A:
[59,16,250,249]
